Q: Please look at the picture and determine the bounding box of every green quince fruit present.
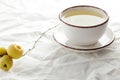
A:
[0,47,7,56]
[0,55,13,71]
[7,44,23,59]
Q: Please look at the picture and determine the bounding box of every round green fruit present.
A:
[7,44,23,59]
[0,55,13,71]
[0,47,7,56]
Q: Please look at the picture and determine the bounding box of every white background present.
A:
[0,0,120,80]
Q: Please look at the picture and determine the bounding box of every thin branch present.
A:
[23,24,58,56]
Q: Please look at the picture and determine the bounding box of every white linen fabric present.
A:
[0,0,120,80]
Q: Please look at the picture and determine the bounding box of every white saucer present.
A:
[53,26,115,51]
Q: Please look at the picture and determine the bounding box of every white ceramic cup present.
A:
[59,5,109,45]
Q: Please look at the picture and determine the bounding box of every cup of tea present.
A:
[59,5,109,45]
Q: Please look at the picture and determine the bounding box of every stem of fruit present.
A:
[23,24,58,56]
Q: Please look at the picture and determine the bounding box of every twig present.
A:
[22,24,58,56]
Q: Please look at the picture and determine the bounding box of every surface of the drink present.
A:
[63,15,105,26]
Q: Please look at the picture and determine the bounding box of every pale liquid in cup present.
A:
[63,15,105,26]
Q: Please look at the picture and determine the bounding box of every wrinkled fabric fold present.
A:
[0,0,120,80]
